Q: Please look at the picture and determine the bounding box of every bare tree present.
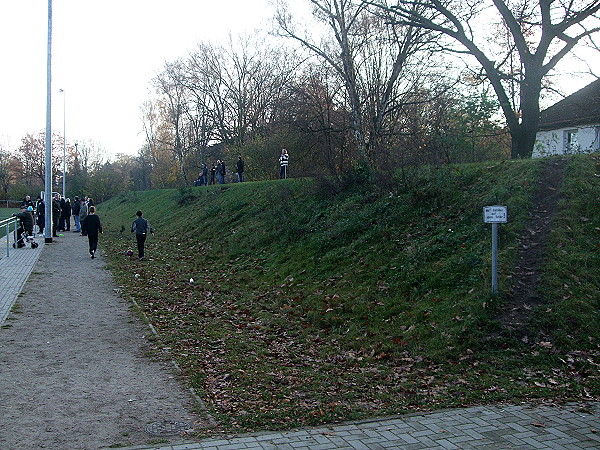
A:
[153,60,190,185]
[366,0,600,158]
[0,146,16,200]
[276,0,434,170]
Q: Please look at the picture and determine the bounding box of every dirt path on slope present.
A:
[498,158,567,340]
[0,231,207,450]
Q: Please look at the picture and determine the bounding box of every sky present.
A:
[0,1,598,160]
[0,0,274,157]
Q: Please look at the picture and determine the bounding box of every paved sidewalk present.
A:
[0,231,44,325]
[1,230,599,449]
[121,402,600,449]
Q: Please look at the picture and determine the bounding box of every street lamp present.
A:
[59,88,66,198]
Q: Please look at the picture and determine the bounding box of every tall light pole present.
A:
[44,0,53,243]
[59,88,66,198]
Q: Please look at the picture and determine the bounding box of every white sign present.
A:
[483,206,508,223]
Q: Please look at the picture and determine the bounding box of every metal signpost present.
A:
[484,206,508,294]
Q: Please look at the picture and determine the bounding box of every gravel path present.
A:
[0,231,202,449]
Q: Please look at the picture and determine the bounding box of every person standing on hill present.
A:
[279,149,289,179]
[131,210,154,261]
[210,164,216,185]
[236,156,245,182]
[81,206,102,259]
[216,159,225,184]
[200,163,208,186]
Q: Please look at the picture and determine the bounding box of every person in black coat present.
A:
[61,198,72,231]
[236,156,245,182]
[52,194,61,237]
[36,197,45,235]
[81,206,102,258]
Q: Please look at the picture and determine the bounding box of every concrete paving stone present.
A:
[459,428,486,440]
[447,434,482,445]
[506,422,531,433]
[322,436,355,447]
[402,421,427,432]
[380,439,411,448]
[196,439,231,447]
[523,436,554,449]
[331,424,360,432]
[576,440,600,448]
[545,426,576,439]
[561,428,593,440]
[289,443,337,449]
[409,429,437,438]
[435,438,460,449]
[396,433,420,444]
[502,434,530,446]
[263,443,294,450]
[373,430,403,441]
[254,433,285,441]
[409,436,439,448]
[347,440,369,449]
[511,430,543,440]
[455,421,486,431]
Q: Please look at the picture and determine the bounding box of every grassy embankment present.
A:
[98,155,599,436]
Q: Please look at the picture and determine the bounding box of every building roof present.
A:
[538,78,600,131]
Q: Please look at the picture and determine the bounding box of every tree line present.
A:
[2,0,597,202]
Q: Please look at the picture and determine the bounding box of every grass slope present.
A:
[99,156,599,436]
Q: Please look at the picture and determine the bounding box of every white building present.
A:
[533,79,600,158]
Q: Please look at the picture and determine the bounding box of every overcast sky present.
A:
[0,1,597,159]
[0,0,273,156]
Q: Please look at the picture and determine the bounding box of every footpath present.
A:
[0,231,599,449]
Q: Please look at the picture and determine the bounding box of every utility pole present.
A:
[44,0,53,243]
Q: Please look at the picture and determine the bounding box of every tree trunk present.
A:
[511,77,541,159]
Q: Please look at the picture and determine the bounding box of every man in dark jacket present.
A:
[20,195,34,209]
[52,193,61,237]
[81,206,102,258]
[35,196,45,235]
[131,210,154,261]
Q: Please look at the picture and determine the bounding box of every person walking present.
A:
[131,210,154,261]
[81,206,102,259]
[279,149,289,179]
[72,196,81,232]
[236,156,245,182]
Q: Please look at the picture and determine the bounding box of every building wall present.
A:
[533,125,600,158]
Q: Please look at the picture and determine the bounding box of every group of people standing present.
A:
[194,156,245,186]
[194,150,289,187]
